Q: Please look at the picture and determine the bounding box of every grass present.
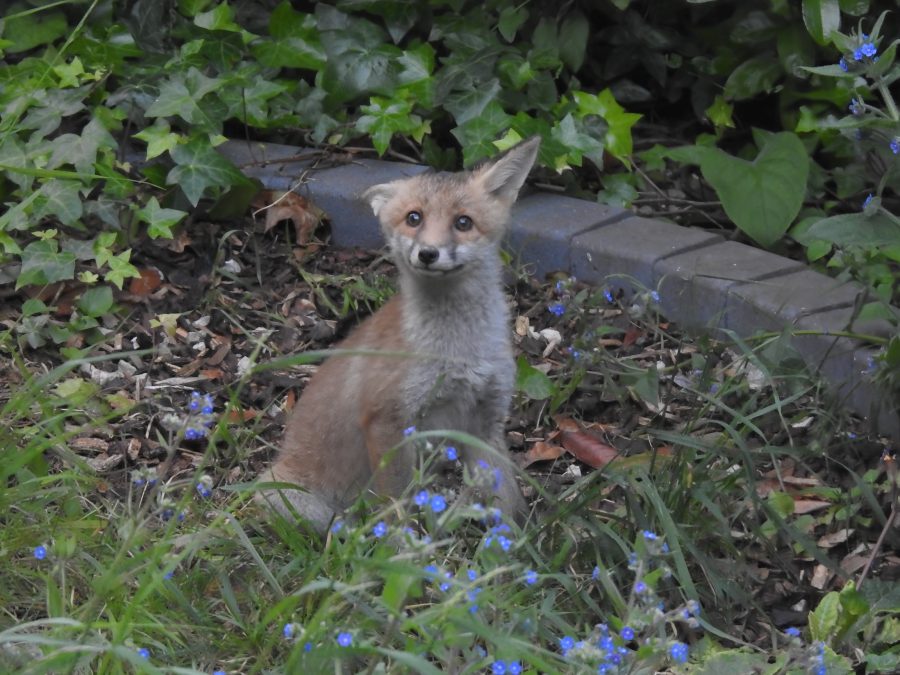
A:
[1,260,896,675]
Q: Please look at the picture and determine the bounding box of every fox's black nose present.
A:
[418,247,439,265]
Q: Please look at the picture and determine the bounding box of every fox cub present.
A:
[259,137,540,532]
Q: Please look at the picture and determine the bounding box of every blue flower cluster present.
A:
[412,489,448,514]
[185,391,216,440]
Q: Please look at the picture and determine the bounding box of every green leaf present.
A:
[146,68,224,125]
[697,132,809,247]
[515,356,554,400]
[356,97,428,155]
[77,286,114,318]
[497,6,528,42]
[724,56,782,100]
[451,101,512,166]
[1,10,67,53]
[551,114,604,168]
[47,118,117,176]
[573,90,641,163]
[559,12,589,72]
[445,78,502,125]
[381,570,421,612]
[134,121,181,160]
[705,96,735,128]
[137,197,188,239]
[802,0,841,45]
[809,590,841,641]
[33,180,84,227]
[167,136,250,206]
[194,2,244,33]
[103,250,140,290]
[804,213,900,249]
[16,239,76,289]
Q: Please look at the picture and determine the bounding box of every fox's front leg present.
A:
[361,410,415,497]
[462,426,527,523]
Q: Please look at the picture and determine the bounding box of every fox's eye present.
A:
[406,211,422,227]
[454,215,473,232]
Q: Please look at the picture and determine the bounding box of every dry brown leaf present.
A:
[128,267,164,296]
[818,528,853,548]
[810,564,831,590]
[199,367,224,380]
[622,326,643,348]
[520,440,566,468]
[227,408,260,423]
[792,499,832,515]
[70,437,110,454]
[560,430,619,469]
[256,190,324,243]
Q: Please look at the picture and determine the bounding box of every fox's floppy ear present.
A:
[476,136,540,204]
[362,182,399,217]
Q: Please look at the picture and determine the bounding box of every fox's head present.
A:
[363,137,540,277]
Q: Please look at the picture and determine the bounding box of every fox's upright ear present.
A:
[476,136,540,205]
[363,182,399,217]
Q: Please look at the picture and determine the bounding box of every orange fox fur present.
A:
[259,137,540,532]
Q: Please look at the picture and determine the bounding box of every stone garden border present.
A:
[218,140,898,442]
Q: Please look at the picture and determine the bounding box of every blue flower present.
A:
[548,302,565,317]
[185,427,207,440]
[508,662,522,675]
[444,446,458,461]
[668,641,688,664]
[429,494,447,513]
[33,545,47,560]
[304,642,313,652]
[853,46,865,61]
[861,41,877,58]
[634,580,648,594]
[785,627,801,637]
[283,623,296,639]
[467,569,479,581]
[642,530,657,541]
[336,631,353,647]
[890,138,900,155]
[492,660,506,674]
[196,482,212,498]
[403,425,416,436]
[620,626,635,641]
[372,521,387,538]
[839,57,848,71]
[603,288,615,304]
[650,290,660,303]
[213,671,226,675]
[813,667,826,675]
[331,520,344,533]
[439,571,453,592]
[137,648,150,659]
[863,193,874,210]
[555,279,566,294]
[413,490,429,506]
[849,99,864,115]
[560,636,575,654]
[524,569,538,585]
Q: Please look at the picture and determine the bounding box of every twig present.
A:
[856,501,897,590]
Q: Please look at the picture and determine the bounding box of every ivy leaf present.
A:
[498,6,529,43]
[573,89,641,164]
[255,3,325,70]
[103,249,140,290]
[444,78,502,125]
[33,180,84,227]
[194,2,245,33]
[134,120,181,160]
[16,239,76,289]
[451,101,512,166]
[146,68,224,125]
[559,12,589,72]
[137,197,188,239]
[697,132,809,247]
[167,136,250,206]
[1,10,67,53]
[396,43,435,107]
[705,95,735,129]
[551,114,604,168]
[47,118,117,175]
[356,97,429,156]
[78,285,114,318]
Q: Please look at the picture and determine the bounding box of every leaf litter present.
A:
[3,194,897,648]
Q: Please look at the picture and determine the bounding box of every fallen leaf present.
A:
[793,499,832,515]
[818,528,853,548]
[622,326,643,348]
[520,440,566,468]
[227,408,260,423]
[255,190,324,244]
[810,564,831,590]
[561,430,619,469]
[128,267,164,296]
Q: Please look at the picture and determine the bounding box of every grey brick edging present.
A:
[219,140,899,442]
